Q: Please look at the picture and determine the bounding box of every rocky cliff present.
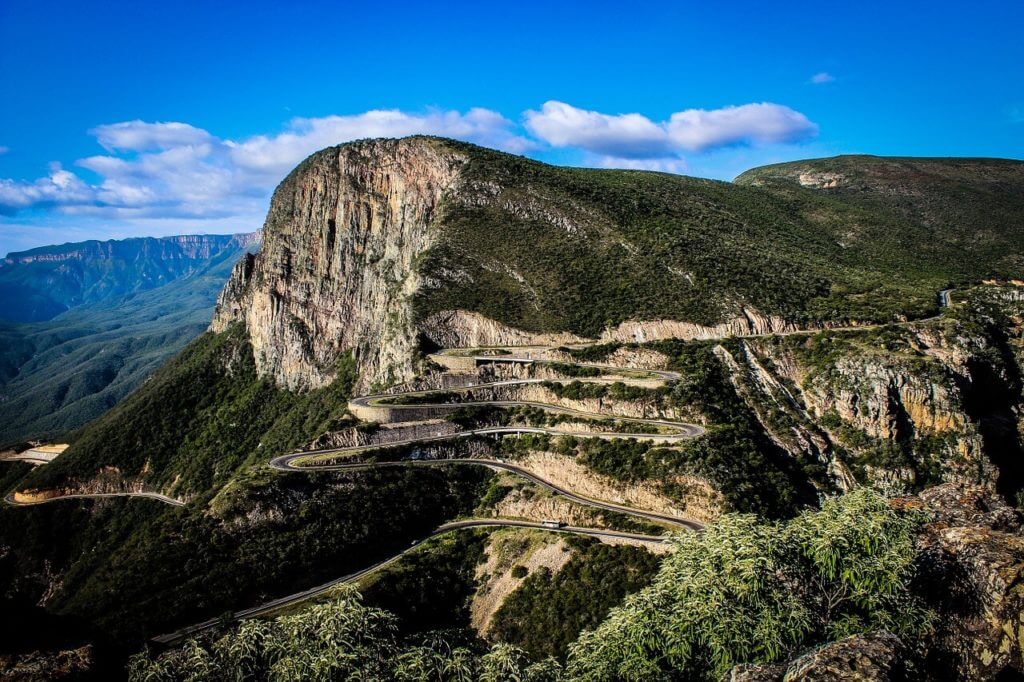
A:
[714,286,1024,498]
[212,138,467,390]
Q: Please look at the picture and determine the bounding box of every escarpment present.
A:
[212,138,468,390]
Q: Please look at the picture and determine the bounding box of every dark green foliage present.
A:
[127,589,562,681]
[541,380,667,403]
[552,341,814,517]
[23,325,355,497]
[490,542,660,660]
[0,461,32,495]
[557,437,680,482]
[737,156,1024,282]
[361,530,488,634]
[6,466,488,647]
[413,144,1024,339]
[0,240,252,444]
[566,490,930,681]
[0,497,167,665]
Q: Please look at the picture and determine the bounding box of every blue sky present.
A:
[1,0,1022,256]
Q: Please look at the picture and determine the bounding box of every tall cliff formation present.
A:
[211,138,466,390]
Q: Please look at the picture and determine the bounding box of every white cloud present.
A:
[524,101,670,159]
[0,163,94,213]
[228,108,532,179]
[525,100,817,159]
[667,103,818,151]
[90,121,215,152]
[593,155,689,174]
[0,101,818,244]
[0,108,530,221]
[810,72,835,85]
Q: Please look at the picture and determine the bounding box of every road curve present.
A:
[271,454,702,531]
[73,289,965,644]
[151,518,668,646]
[3,491,185,507]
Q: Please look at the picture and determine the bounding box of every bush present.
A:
[565,489,930,681]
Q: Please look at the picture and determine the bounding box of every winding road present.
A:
[152,519,667,646]
[3,490,185,507]
[9,289,958,646]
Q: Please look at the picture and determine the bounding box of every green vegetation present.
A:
[737,156,1024,282]
[566,489,929,681]
[128,588,562,681]
[542,380,668,403]
[0,241,251,445]
[361,530,488,634]
[0,234,252,324]
[490,541,660,659]
[3,465,489,647]
[550,341,817,517]
[413,144,1024,339]
[130,490,930,681]
[23,325,355,498]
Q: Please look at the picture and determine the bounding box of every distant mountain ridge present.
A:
[1,232,261,322]
[0,232,259,444]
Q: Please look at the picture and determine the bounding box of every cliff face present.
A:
[212,138,467,390]
[717,288,1024,497]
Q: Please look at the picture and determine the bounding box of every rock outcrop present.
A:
[915,485,1024,680]
[212,138,467,391]
[726,632,902,681]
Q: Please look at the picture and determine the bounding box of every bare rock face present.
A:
[600,307,802,344]
[725,632,902,682]
[914,485,1024,680]
[212,138,467,391]
[781,632,902,681]
[420,309,585,349]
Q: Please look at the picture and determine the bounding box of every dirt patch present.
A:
[470,532,573,635]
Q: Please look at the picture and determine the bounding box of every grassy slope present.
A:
[736,155,1024,279]
[415,143,1024,337]
[22,324,357,499]
[0,244,252,445]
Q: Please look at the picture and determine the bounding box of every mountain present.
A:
[211,139,1024,394]
[3,139,1023,680]
[0,233,260,323]
[0,233,259,444]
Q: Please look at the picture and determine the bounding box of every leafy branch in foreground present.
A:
[564,489,930,681]
[128,587,560,682]
[129,490,928,681]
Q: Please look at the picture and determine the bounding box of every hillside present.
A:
[736,155,1024,278]
[0,234,259,444]
[0,232,260,323]
[212,138,1024,394]
[3,139,1024,680]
